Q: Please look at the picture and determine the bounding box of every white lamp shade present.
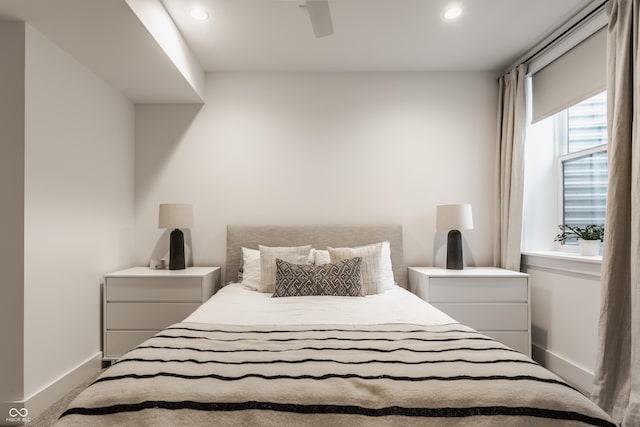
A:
[158,203,193,229]
[436,204,474,230]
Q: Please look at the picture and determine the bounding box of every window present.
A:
[522,23,608,254]
[556,92,608,243]
[522,90,608,253]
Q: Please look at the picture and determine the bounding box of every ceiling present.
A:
[0,0,592,102]
[161,0,591,72]
[0,0,203,102]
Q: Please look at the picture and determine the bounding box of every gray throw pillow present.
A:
[315,257,363,296]
[273,257,363,297]
[273,258,316,297]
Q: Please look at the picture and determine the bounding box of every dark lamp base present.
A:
[169,228,186,270]
[446,229,464,270]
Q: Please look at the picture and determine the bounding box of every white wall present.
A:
[22,25,135,400]
[135,72,497,278]
[523,114,559,252]
[0,21,25,405]
[521,78,603,394]
[522,253,602,393]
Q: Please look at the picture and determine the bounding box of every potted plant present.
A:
[554,224,604,256]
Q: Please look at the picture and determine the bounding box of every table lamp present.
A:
[158,203,193,270]
[436,204,473,270]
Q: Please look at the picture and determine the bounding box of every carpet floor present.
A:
[29,369,105,427]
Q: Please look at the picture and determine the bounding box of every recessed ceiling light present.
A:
[190,8,209,21]
[444,6,462,20]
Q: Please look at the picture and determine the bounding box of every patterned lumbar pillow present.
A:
[272,257,363,297]
[314,257,363,296]
[273,258,316,297]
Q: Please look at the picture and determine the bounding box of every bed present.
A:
[56,225,616,426]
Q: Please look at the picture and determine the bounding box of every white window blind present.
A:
[560,92,608,228]
[531,27,607,123]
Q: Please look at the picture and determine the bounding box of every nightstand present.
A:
[408,267,531,356]
[103,266,220,361]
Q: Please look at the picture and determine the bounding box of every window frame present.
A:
[554,97,608,249]
[558,143,608,230]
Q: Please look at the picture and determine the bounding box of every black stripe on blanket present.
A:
[165,326,477,335]
[59,401,616,427]
[133,343,521,355]
[92,372,578,392]
[153,334,496,343]
[115,356,539,367]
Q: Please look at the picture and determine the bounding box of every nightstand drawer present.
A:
[106,302,199,329]
[429,277,527,302]
[106,277,203,302]
[105,331,157,358]
[433,303,528,330]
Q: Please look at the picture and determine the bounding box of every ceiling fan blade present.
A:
[305,0,333,37]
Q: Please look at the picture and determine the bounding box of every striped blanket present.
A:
[57,323,615,427]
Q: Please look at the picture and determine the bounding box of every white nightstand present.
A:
[408,267,531,356]
[103,266,220,361]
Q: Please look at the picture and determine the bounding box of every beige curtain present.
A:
[494,64,527,271]
[591,0,639,425]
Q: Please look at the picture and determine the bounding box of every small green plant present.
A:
[555,224,604,243]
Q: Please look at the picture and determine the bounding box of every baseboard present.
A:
[0,352,101,426]
[1,396,27,426]
[532,343,594,395]
[0,403,27,427]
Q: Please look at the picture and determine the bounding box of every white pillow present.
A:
[240,247,261,290]
[327,241,394,294]
[259,245,313,293]
[314,249,331,265]
[379,241,395,290]
[307,249,317,265]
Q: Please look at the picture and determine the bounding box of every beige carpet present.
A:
[29,369,105,427]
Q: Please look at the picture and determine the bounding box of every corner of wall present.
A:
[21,22,136,409]
[0,20,26,405]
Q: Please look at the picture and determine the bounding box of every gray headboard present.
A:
[225,224,405,287]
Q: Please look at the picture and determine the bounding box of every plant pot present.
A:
[579,239,600,256]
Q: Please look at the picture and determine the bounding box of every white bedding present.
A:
[59,286,617,427]
[185,283,456,325]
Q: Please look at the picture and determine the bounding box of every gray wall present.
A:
[0,20,25,405]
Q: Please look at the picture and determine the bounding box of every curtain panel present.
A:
[591,0,640,425]
[494,64,527,271]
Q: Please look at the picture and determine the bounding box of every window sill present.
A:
[521,251,602,278]
[521,250,602,264]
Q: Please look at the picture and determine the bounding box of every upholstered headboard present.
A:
[225,224,405,287]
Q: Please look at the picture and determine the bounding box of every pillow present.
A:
[314,249,331,265]
[328,241,394,294]
[240,247,261,290]
[307,248,317,265]
[237,247,256,282]
[240,248,314,287]
[259,245,312,293]
[378,241,395,290]
[272,259,316,297]
[314,257,363,296]
[272,257,363,297]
